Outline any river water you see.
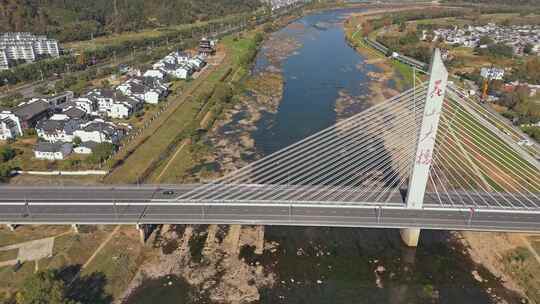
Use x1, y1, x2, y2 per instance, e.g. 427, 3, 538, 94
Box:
253, 8, 378, 154
126, 8, 523, 304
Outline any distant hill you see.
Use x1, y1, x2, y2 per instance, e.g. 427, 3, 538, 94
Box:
0, 0, 263, 42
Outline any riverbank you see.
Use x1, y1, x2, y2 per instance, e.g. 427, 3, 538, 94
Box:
194, 22, 302, 176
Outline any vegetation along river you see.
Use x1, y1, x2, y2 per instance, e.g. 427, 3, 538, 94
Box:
127, 8, 524, 304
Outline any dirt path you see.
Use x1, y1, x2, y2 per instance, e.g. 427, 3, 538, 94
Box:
154, 140, 188, 182
0, 260, 17, 267
82, 226, 121, 269
200, 111, 213, 128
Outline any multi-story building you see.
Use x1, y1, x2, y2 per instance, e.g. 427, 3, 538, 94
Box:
0, 49, 9, 70
0, 111, 23, 140
0, 32, 60, 70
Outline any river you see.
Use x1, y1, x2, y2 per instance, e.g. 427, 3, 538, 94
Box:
126, 8, 524, 304
253, 8, 378, 154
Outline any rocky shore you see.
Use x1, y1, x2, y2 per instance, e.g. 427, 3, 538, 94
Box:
198, 24, 303, 177
120, 225, 275, 304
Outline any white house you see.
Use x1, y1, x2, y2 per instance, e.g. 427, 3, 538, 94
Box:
143, 69, 166, 79
116, 77, 167, 105
84, 89, 142, 119
481, 67, 505, 80
0, 111, 23, 140
73, 141, 99, 154
34, 142, 72, 160
35, 114, 82, 143
73, 119, 124, 144
152, 51, 204, 80
68, 97, 97, 114
188, 56, 206, 71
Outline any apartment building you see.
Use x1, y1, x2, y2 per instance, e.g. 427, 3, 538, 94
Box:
0, 32, 60, 70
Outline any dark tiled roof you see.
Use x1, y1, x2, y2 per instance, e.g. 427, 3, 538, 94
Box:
35, 141, 68, 152
83, 121, 117, 136
80, 141, 99, 150
36, 119, 64, 132
63, 107, 86, 119
0, 117, 17, 128
13, 101, 49, 120
85, 88, 116, 99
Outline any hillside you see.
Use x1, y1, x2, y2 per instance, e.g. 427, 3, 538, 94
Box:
0, 0, 263, 42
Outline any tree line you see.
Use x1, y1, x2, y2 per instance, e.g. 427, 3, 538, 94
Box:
0, 0, 264, 42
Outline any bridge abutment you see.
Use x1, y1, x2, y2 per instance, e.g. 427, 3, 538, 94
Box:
72, 224, 79, 234
400, 228, 420, 247
6, 224, 16, 231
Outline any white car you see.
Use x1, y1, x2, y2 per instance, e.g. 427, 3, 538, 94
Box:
517, 139, 534, 147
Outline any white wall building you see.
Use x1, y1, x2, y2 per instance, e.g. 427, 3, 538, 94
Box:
143, 69, 166, 79
0, 111, 23, 140
34, 142, 72, 160
84, 89, 142, 119
116, 77, 168, 105
0, 49, 8, 70
0, 32, 60, 69
35, 114, 82, 143
73, 119, 123, 144
481, 67, 505, 80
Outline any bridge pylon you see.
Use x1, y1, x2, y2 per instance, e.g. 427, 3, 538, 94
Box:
402, 49, 449, 247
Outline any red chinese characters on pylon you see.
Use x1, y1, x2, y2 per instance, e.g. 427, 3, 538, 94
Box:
420, 125, 436, 143
430, 80, 444, 99
416, 149, 433, 165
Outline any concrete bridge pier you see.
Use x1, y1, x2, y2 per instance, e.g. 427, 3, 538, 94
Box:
6, 224, 16, 231
71, 224, 79, 234
400, 228, 420, 247
135, 224, 145, 244
135, 224, 156, 245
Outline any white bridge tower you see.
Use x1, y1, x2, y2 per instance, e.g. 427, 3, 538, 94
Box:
401, 49, 449, 247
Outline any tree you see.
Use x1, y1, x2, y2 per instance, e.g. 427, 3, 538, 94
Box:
524, 43, 534, 55
87, 143, 116, 164
16, 270, 78, 304
73, 137, 82, 147
0, 146, 15, 163
0, 163, 15, 182
479, 36, 494, 46
398, 22, 407, 32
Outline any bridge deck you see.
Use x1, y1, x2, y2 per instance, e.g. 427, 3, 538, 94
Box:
1, 185, 539, 232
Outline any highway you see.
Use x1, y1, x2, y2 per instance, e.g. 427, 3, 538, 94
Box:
1, 185, 539, 232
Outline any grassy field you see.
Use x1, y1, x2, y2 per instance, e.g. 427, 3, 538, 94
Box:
0, 225, 69, 247
147, 33, 260, 183
0, 250, 18, 263
81, 226, 148, 299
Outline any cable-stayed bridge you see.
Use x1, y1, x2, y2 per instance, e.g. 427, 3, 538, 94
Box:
1, 50, 539, 246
